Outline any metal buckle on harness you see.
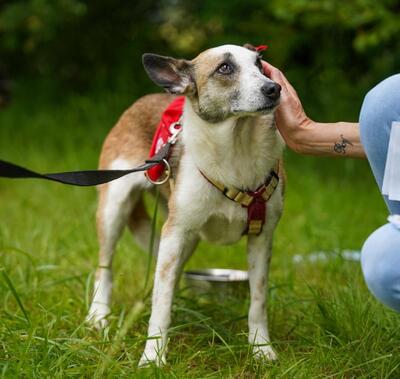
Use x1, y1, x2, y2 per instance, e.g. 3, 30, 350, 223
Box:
144, 158, 171, 185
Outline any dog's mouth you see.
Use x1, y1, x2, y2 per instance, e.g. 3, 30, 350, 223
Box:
256, 104, 276, 113
233, 101, 279, 116
257, 97, 281, 112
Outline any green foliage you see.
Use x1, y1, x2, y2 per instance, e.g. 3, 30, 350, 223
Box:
0, 0, 160, 88
0, 0, 399, 102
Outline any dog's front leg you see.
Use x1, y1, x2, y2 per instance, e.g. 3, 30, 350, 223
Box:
247, 232, 277, 361
139, 224, 189, 367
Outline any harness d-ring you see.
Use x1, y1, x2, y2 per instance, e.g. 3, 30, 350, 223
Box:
145, 159, 171, 185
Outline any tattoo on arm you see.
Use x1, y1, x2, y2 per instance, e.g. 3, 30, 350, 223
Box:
333, 134, 353, 154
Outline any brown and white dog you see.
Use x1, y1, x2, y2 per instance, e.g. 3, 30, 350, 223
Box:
86, 44, 285, 366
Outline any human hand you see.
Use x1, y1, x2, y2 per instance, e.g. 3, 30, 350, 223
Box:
262, 61, 312, 152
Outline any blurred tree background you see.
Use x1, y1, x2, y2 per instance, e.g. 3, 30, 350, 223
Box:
0, 0, 399, 120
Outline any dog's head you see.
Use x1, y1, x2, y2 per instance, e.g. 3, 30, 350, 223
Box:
143, 44, 281, 123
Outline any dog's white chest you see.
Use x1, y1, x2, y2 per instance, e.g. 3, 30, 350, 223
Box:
175, 159, 249, 244
199, 211, 246, 245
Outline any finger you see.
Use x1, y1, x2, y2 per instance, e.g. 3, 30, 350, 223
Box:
283, 81, 297, 100
283, 76, 297, 97
261, 60, 274, 76
261, 61, 281, 81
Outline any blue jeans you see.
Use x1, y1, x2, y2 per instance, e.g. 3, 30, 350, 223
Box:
359, 74, 400, 312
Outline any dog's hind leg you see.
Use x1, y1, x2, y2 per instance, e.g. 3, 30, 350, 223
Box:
87, 159, 149, 328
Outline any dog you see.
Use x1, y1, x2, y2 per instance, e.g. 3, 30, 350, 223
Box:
86, 44, 285, 366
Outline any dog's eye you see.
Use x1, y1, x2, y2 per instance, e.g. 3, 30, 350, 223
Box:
217, 63, 233, 75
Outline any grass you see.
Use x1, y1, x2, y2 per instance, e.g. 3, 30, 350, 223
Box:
0, 83, 399, 378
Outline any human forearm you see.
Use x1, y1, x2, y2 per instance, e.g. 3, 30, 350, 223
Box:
291, 120, 365, 158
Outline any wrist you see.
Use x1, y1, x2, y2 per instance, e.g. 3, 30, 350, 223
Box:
288, 117, 315, 154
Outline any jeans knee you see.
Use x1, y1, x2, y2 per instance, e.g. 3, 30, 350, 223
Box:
359, 74, 400, 149
361, 223, 400, 312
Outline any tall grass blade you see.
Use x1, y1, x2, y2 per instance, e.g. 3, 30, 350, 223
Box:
1, 268, 30, 325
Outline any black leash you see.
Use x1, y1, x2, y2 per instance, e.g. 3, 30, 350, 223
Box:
0, 143, 171, 187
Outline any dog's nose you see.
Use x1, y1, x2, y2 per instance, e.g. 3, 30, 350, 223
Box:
261, 82, 281, 100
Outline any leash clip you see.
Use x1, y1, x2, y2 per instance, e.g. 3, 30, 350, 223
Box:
168, 119, 182, 145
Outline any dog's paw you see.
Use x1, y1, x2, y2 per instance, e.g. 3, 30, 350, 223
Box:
138, 350, 166, 368
252, 344, 278, 361
86, 303, 110, 329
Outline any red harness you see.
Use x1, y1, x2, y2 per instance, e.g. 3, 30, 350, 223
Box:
146, 96, 185, 182
146, 83, 278, 236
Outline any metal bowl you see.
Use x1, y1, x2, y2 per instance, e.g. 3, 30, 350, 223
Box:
183, 268, 249, 298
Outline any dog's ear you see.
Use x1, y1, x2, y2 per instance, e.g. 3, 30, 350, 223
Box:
142, 54, 194, 95
243, 43, 256, 52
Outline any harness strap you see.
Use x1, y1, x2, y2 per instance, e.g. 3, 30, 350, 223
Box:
200, 163, 280, 235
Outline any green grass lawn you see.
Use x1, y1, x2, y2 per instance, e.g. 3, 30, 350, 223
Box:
0, 86, 399, 378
